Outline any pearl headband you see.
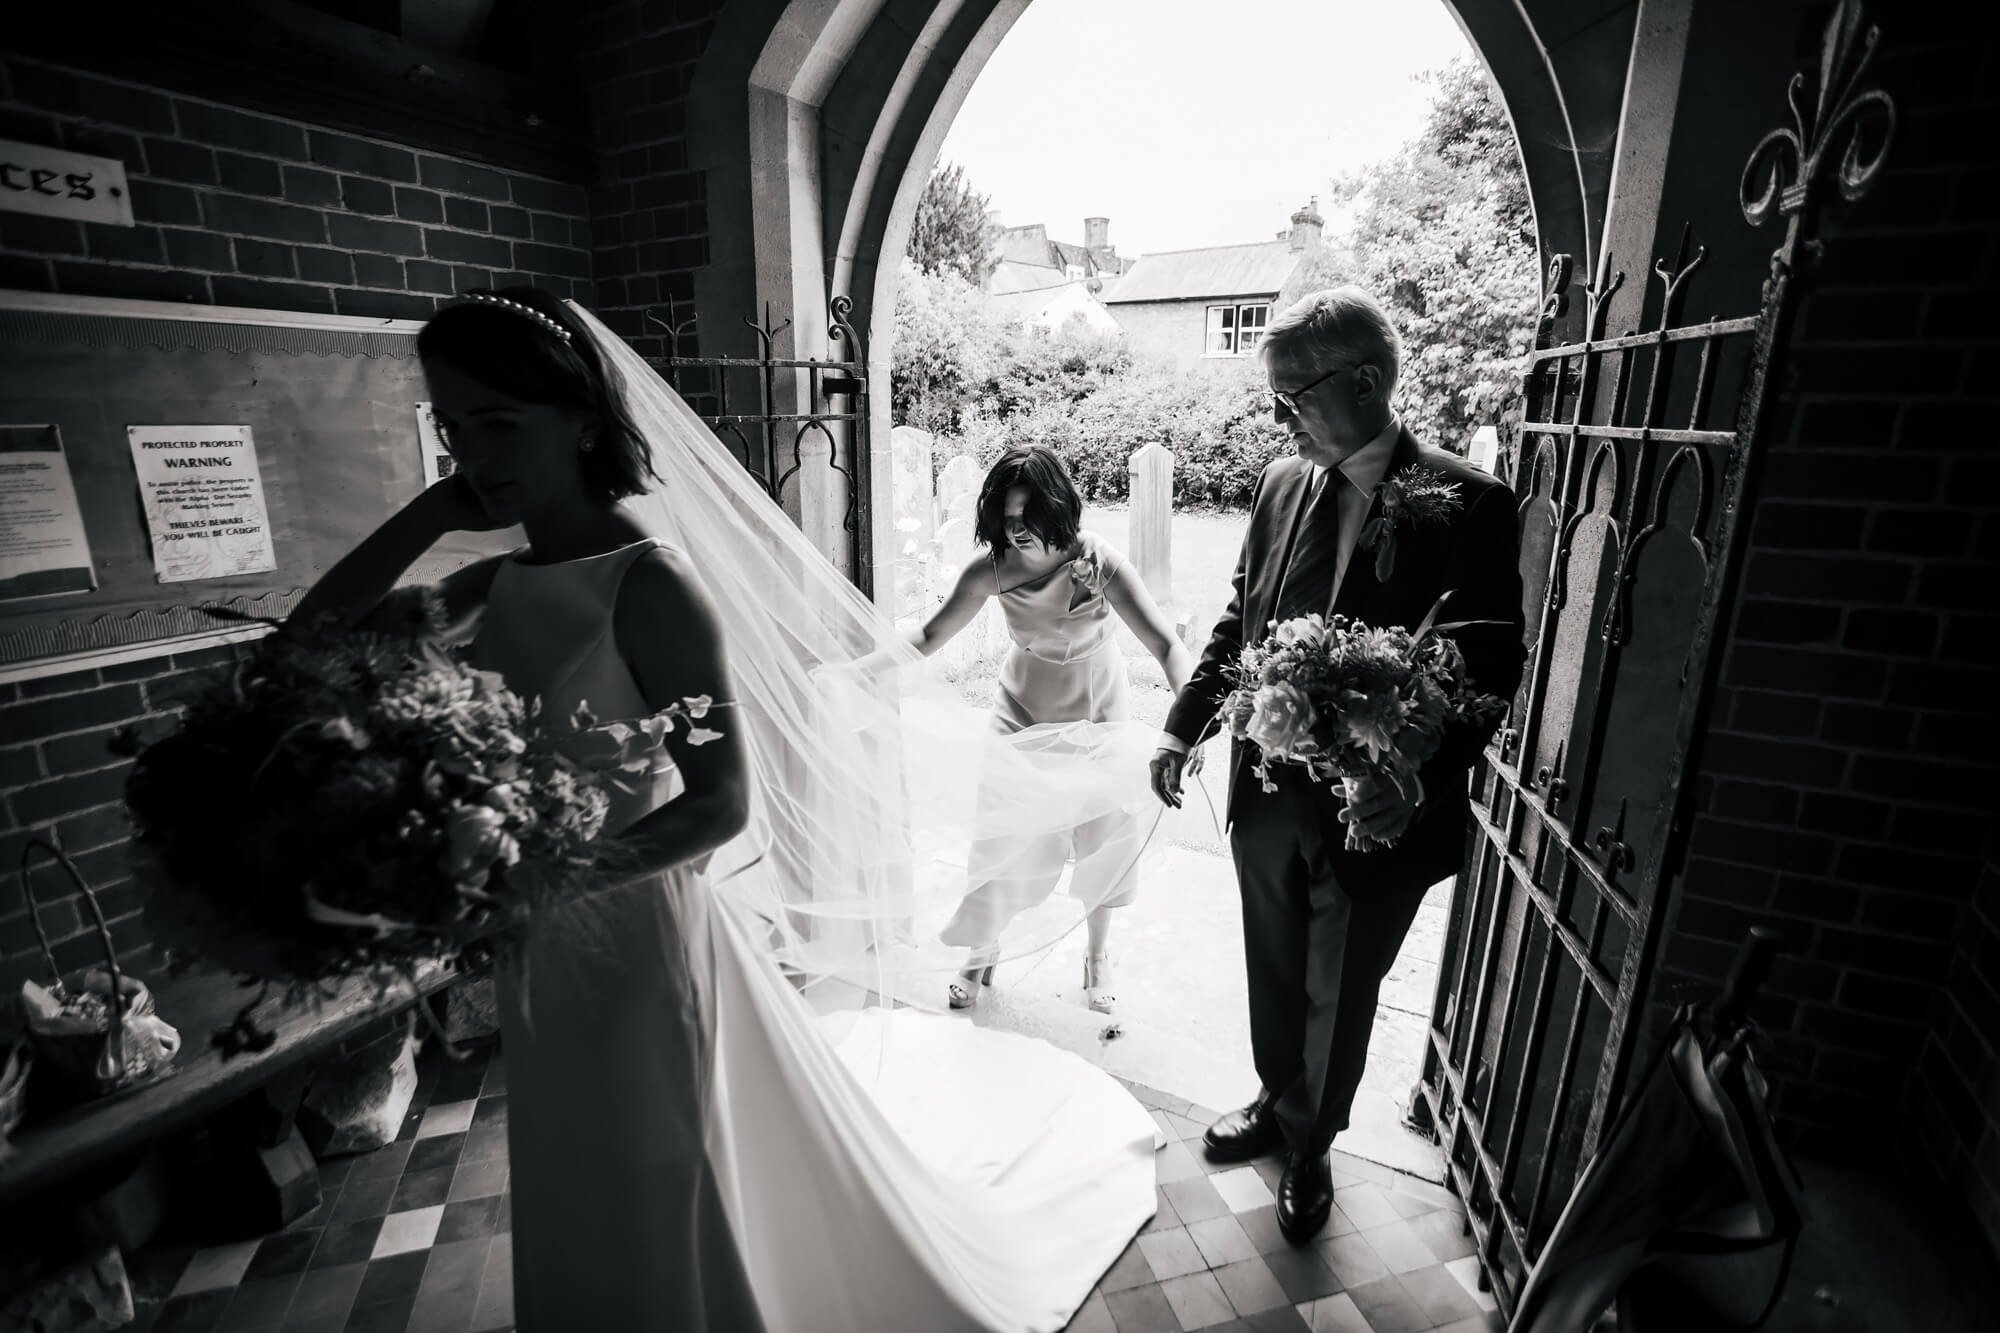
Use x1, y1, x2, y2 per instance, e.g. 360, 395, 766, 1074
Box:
455, 290, 573, 343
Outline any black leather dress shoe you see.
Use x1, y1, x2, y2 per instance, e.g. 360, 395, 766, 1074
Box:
1277, 1150, 1334, 1242
1202, 1091, 1286, 1163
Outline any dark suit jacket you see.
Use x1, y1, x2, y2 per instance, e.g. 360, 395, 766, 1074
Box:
1164, 427, 1527, 894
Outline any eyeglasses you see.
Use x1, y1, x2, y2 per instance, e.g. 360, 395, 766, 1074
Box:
1270, 363, 1359, 416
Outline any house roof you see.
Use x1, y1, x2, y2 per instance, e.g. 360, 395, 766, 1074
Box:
988, 260, 1072, 296
986, 282, 1118, 332
1050, 240, 1095, 270
986, 285, 1072, 321
1102, 240, 1301, 304
995, 224, 1130, 280
995, 229, 1058, 267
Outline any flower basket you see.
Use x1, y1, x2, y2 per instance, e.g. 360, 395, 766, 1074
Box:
16, 838, 181, 1103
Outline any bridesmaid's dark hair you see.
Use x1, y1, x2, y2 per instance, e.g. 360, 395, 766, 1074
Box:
417, 286, 658, 503
974, 447, 1083, 551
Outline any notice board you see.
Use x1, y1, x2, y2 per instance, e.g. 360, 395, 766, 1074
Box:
0, 291, 518, 669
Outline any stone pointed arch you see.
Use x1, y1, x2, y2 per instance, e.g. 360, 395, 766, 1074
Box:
687, 0, 1642, 601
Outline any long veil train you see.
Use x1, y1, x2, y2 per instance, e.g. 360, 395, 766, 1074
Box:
566, 301, 1165, 1330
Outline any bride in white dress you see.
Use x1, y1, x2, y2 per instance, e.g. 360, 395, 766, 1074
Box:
293, 288, 1164, 1331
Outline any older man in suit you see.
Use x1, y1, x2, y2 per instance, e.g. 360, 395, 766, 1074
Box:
1151, 287, 1526, 1240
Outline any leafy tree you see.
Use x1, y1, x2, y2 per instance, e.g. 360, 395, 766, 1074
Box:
889, 262, 1011, 436
891, 59, 1537, 508
1275, 236, 1359, 316
1329, 59, 1539, 454
975, 318, 1132, 421
957, 357, 1289, 508
906, 162, 1001, 283
891, 263, 1130, 445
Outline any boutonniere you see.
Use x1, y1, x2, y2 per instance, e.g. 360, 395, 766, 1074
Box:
1357, 464, 1464, 581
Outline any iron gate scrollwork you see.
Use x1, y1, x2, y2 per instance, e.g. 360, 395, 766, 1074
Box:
1415, 2, 1894, 1317
649, 296, 873, 595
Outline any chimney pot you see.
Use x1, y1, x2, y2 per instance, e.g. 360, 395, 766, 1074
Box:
1287, 198, 1325, 252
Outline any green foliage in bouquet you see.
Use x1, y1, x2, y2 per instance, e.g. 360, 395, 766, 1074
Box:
117, 593, 713, 994
1220, 608, 1510, 852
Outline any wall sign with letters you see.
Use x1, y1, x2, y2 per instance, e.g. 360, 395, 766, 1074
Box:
0, 424, 96, 602
127, 425, 277, 583
415, 402, 457, 490
0, 137, 135, 227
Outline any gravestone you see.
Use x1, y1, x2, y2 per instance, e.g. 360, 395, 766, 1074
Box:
890, 426, 936, 548
932, 453, 1004, 668
1128, 443, 1175, 606
1467, 425, 1500, 474
936, 452, 985, 546
890, 427, 937, 621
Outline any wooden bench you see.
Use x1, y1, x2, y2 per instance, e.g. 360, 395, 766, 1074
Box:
0, 965, 454, 1210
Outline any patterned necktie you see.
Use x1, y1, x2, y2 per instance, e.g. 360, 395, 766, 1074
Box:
1274, 466, 1345, 623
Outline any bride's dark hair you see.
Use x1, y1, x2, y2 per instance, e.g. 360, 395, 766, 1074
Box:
418, 286, 659, 503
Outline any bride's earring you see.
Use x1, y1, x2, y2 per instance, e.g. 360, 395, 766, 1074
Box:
578, 435, 596, 452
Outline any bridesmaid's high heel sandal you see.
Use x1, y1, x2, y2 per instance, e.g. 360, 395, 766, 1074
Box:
948, 951, 998, 1009
1084, 954, 1116, 1015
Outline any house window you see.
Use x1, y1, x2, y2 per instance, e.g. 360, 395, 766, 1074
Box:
1206, 302, 1270, 356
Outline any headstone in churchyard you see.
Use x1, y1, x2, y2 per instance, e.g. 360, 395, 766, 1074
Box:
1128, 443, 1175, 605
933, 452, 1005, 668
935, 452, 985, 586
937, 453, 984, 532
1468, 425, 1500, 474
891, 426, 937, 549
890, 427, 938, 619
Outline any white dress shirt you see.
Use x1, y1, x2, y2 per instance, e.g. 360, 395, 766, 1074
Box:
1159, 417, 1401, 758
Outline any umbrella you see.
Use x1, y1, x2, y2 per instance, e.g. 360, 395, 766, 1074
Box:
1509, 926, 1805, 1332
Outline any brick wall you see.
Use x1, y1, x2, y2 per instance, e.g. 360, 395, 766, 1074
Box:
0, 644, 249, 1013
573, 1, 719, 361
1104, 299, 1242, 375
1918, 834, 2000, 1252
0, 53, 601, 1010
0, 55, 594, 321
1654, 11, 1999, 1214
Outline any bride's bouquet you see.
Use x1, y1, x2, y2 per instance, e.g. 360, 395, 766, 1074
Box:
1219, 606, 1509, 852
118, 592, 713, 995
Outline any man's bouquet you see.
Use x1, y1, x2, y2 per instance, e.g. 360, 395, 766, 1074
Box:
118, 592, 716, 995
1219, 605, 1509, 852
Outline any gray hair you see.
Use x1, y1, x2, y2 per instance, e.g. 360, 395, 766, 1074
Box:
1263, 286, 1402, 395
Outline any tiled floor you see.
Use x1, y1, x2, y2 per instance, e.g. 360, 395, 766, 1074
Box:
122, 1040, 1499, 1333
1081, 1083, 1500, 1333
123, 1041, 513, 1333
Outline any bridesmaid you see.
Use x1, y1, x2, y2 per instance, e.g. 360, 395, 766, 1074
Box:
906, 447, 1192, 1012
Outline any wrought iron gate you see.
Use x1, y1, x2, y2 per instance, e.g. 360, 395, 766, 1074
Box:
649, 296, 873, 594
1415, 3, 1894, 1316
